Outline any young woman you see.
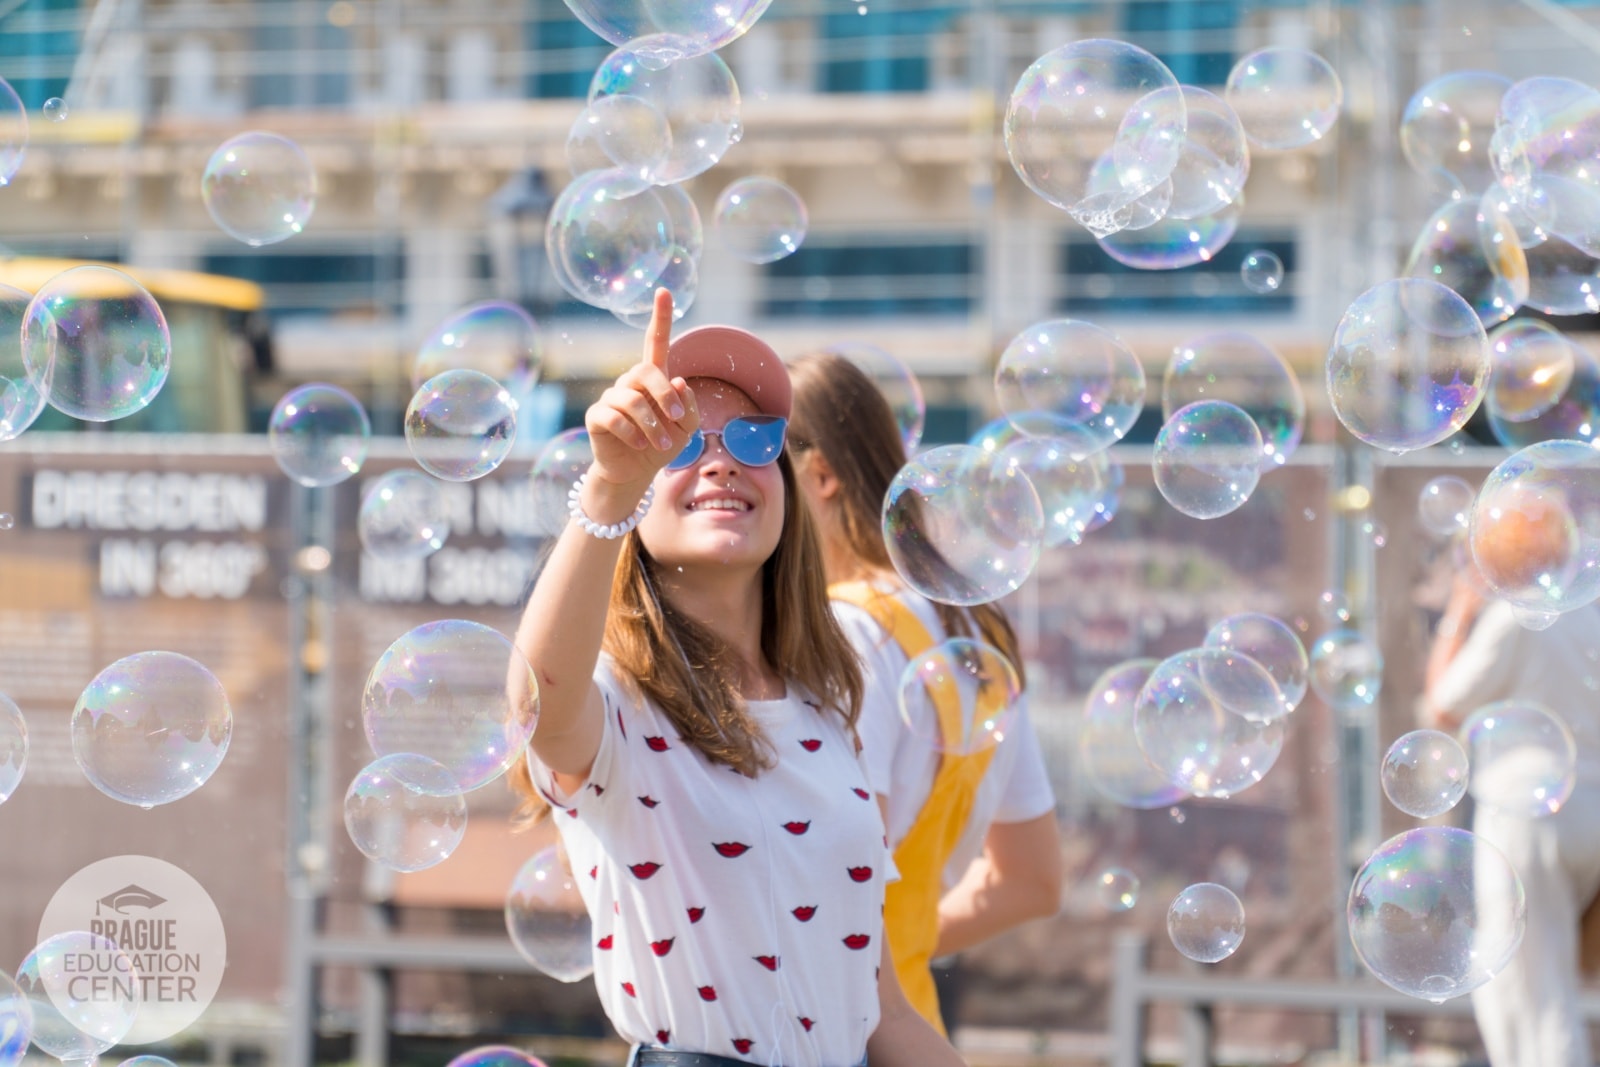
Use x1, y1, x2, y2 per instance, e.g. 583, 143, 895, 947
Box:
786, 352, 1063, 1033
509, 292, 964, 1067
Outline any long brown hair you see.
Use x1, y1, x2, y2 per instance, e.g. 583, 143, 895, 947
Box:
787, 351, 1026, 683
509, 447, 864, 824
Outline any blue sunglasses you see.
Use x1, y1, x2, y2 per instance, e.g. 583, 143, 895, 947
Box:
666, 415, 788, 471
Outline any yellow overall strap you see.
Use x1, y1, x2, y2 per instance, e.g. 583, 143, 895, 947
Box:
830, 581, 998, 1035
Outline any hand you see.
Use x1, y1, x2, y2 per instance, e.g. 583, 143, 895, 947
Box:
583, 290, 700, 507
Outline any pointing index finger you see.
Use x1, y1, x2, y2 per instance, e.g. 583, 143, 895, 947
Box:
645, 288, 674, 371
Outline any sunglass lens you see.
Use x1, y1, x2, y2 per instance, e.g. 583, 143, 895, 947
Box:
666, 432, 704, 470
724, 416, 787, 467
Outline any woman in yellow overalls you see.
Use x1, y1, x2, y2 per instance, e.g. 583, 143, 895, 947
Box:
786, 352, 1064, 1034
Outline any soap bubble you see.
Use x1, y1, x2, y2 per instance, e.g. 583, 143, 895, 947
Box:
0, 515, 11, 531
1164, 331, 1304, 470
882, 444, 1044, 607
1494, 77, 1600, 257
413, 301, 543, 395
1470, 440, 1600, 615
447, 1048, 547, 1067
1484, 319, 1576, 424
119, 1058, 179, 1067
1240, 250, 1284, 294
1167, 882, 1245, 963
1134, 649, 1285, 798
1086, 457, 1124, 533
612, 244, 698, 329
997, 426, 1112, 547
1348, 826, 1525, 1002
1224, 48, 1342, 150
1520, 231, 1600, 316
1203, 613, 1308, 715
569, 94, 672, 183
531, 428, 594, 537
0, 284, 43, 441
547, 169, 673, 311
898, 638, 1021, 755
269, 384, 370, 488
506, 846, 594, 982
1400, 71, 1511, 196
1152, 400, 1263, 520
1079, 659, 1186, 809
364, 619, 538, 792
201, 131, 316, 246
1309, 629, 1383, 712
714, 177, 807, 264
560, 0, 771, 66
1417, 476, 1474, 537
826, 342, 926, 451
1486, 332, 1600, 449
359, 470, 450, 560
1382, 730, 1470, 818
22, 265, 172, 423
1003, 39, 1186, 232
589, 44, 741, 185
1325, 279, 1489, 454
653, 182, 705, 260
41, 97, 67, 123
1318, 590, 1353, 625
1097, 193, 1243, 270
1461, 700, 1577, 818
0, 78, 26, 185
405, 369, 518, 482
1404, 196, 1528, 327
0, 969, 28, 1067
0, 693, 26, 805
1097, 868, 1140, 912
994, 319, 1145, 451
1083, 150, 1172, 231
72, 652, 232, 808
16, 931, 139, 1061
1165, 87, 1250, 221
344, 753, 467, 872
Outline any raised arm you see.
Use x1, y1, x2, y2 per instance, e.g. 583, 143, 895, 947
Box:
512, 291, 698, 790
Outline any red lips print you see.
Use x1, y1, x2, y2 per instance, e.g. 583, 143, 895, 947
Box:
656, 1030, 670, 1045
782, 821, 810, 835
639, 795, 659, 808
688, 906, 706, 923
799, 738, 822, 752
588, 866, 597, 879
852, 787, 871, 800
732, 1039, 754, 1054
621, 982, 636, 997
589, 783, 605, 795
847, 866, 873, 882
713, 842, 751, 858
644, 736, 670, 752
843, 934, 871, 950
651, 938, 675, 957
791, 905, 817, 922
698, 985, 717, 1001
754, 955, 779, 971
563, 808, 578, 818
616, 706, 627, 739
798, 1017, 815, 1032
630, 861, 663, 879
596, 934, 613, 950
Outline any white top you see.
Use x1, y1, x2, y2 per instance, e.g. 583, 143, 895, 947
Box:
832, 585, 1057, 887
527, 656, 892, 1066
1430, 600, 1600, 786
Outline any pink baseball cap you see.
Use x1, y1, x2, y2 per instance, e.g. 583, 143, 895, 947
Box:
667, 325, 792, 419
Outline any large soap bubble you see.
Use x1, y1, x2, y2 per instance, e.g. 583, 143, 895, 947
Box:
1487, 333, 1600, 449
567, 94, 673, 185
1382, 729, 1470, 818
827, 342, 926, 451
714, 177, 807, 264
1097, 193, 1243, 270
359, 469, 451, 560
1134, 649, 1285, 798
1325, 279, 1489, 453
1470, 440, 1600, 615
201, 131, 316, 246
898, 638, 1021, 755
72, 651, 232, 808
0, 693, 23, 804
995, 319, 1145, 450
269, 383, 370, 488
344, 753, 467, 872
22, 266, 171, 423
1079, 659, 1186, 809
506, 846, 593, 983
531, 428, 594, 537
1224, 48, 1342, 150
1417, 475, 1474, 537
1004, 39, 1186, 234
1348, 826, 1525, 1002
1165, 87, 1250, 221
882, 445, 1044, 607
1153, 400, 1263, 520
0, 968, 28, 1067
1203, 613, 1308, 716
547, 169, 674, 311
1168, 882, 1245, 963
612, 244, 698, 329
1484, 318, 1576, 425
1164, 331, 1303, 470
413, 301, 543, 395
1494, 77, 1600, 258
590, 45, 741, 186
1461, 700, 1577, 818
0, 285, 43, 442
996, 426, 1111, 547
0, 77, 26, 186
1400, 71, 1510, 196
1309, 629, 1383, 713
1404, 196, 1528, 327
17, 931, 139, 1061
405, 369, 518, 482
1097, 867, 1140, 912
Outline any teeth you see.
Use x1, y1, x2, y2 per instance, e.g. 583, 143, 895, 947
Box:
690, 498, 749, 512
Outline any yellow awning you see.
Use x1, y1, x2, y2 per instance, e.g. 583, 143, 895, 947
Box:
0, 257, 264, 312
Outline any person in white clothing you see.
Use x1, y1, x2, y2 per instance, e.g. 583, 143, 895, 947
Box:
508, 291, 963, 1067
785, 351, 1062, 1032
1425, 512, 1600, 1067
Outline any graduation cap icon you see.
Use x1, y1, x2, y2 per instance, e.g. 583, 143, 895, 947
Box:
95, 884, 167, 914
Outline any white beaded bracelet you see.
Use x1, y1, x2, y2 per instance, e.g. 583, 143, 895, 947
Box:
568, 473, 654, 540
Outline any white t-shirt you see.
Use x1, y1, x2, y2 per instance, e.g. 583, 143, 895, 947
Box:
527, 656, 891, 1066
1429, 600, 1600, 786
832, 586, 1057, 888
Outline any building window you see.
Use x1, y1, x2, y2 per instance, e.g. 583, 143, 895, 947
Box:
203, 246, 406, 318
1122, 0, 1237, 86
526, 0, 609, 100
0, 0, 76, 108
249, 0, 352, 109
1058, 231, 1295, 316
817, 2, 956, 94
762, 239, 975, 318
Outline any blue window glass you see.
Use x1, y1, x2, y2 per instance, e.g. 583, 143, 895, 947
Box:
762, 240, 974, 317
526, 0, 609, 99
1122, 0, 1238, 86
203, 246, 407, 317
0, 0, 76, 108
818, 1, 955, 94
1058, 231, 1295, 316
248, 0, 351, 108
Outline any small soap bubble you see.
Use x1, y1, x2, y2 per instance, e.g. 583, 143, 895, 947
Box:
41, 97, 66, 123
1134, 649, 1285, 799
1167, 882, 1246, 963
1164, 331, 1304, 470
1348, 827, 1525, 1002
1309, 629, 1383, 712
1204, 613, 1308, 715
1224, 48, 1342, 150
17, 931, 138, 1061
714, 177, 808, 264
269, 383, 370, 488
1484, 319, 1577, 425
1318, 590, 1352, 624
1461, 700, 1577, 817
201, 131, 316, 246
1097, 867, 1140, 912
506, 846, 594, 982
995, 319, 1145, 451
1169, 805, 1187, 824
1240, 250, 1284, 293
0, 514, 12, 531
1418, 476, 1474, 537
547, 169, 672, 311
344, 753, 467, 872
72, 652, 232, 808
1152, 400, 1263, 520
413, 301, 543, 395
1364, 519, 1388, 548
1382, 730, 1470, 818
1469, 440, 1600, 615
22, 266, 172, 423
588, 44, 742, 185
1079, 660, 1187, 809
997, 428, 1111, 548
363, 619, 538, 792
0, 693, 25, 805
405, 369, 518, 482
898, 638, 1021, 755
531, 428, 594, 537
359, 470, 450, 560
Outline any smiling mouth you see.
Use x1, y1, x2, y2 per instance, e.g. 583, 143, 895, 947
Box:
687, 498, 752, 513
